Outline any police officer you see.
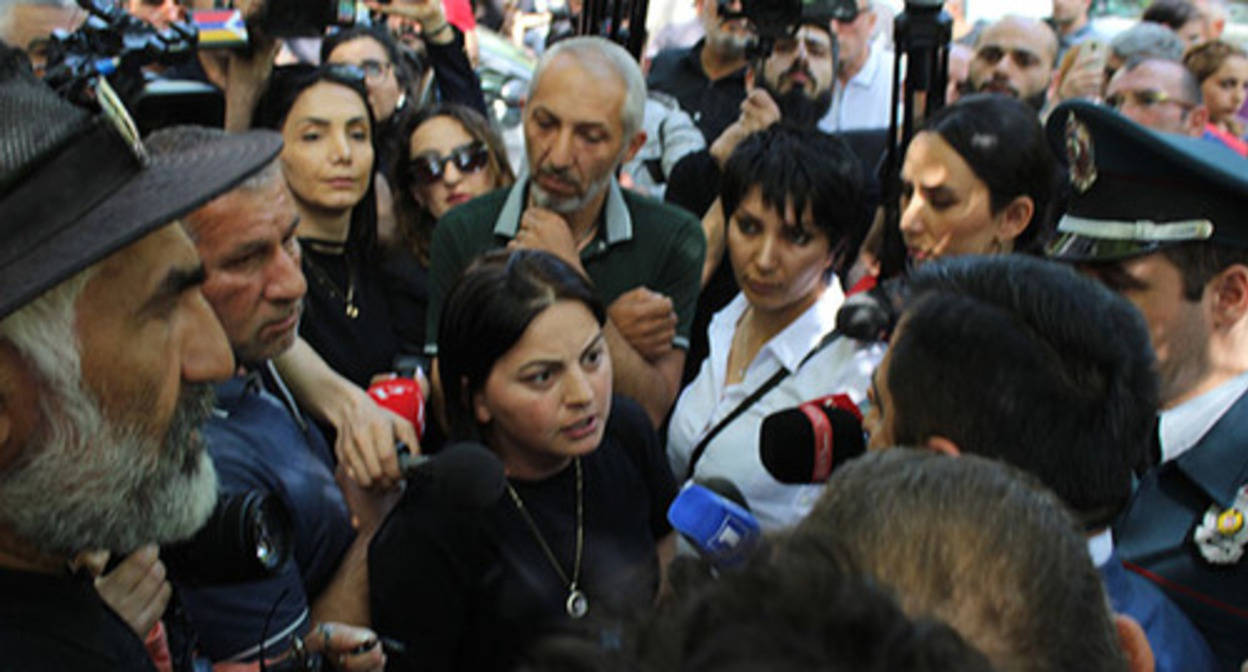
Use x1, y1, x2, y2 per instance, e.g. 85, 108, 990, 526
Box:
1047, 99, 1248, 670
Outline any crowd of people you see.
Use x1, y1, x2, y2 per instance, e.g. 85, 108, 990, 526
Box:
1, 0, 1247, 670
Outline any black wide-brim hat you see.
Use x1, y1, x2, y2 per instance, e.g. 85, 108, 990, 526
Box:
0, 50, 282, 320
1044, 99, 1248, 263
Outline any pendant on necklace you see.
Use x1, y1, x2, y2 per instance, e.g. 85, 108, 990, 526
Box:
345, 304, 359, 319
566, 587, 589, 619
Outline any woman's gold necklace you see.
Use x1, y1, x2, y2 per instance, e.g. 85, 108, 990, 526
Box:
302, 241, 359, 319
505, 458, 588, 619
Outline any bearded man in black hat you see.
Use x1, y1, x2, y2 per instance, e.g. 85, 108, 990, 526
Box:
1047, 99, 1248, 670
0, 45, 377, 669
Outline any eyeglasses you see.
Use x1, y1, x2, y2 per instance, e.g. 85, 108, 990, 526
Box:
353, 59, 392, 82
408, 142, 490, 184
1106, 89, 1195, 111
321, 63, 368, 85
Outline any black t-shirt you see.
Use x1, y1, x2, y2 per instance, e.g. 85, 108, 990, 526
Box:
647, 41, 748, 144
369, 397, 677, 672
0, 566, 157, 671
299, 245, 404, 387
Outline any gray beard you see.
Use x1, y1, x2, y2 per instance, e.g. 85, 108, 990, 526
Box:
0, 378, 219, 556
530, 168, 614, 215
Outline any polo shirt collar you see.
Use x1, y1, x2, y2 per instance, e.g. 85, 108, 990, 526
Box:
493, 177, 635, 247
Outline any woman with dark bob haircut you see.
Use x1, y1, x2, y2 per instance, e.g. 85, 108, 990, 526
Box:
369, 249, 678, 672
898, 93, 1059, 267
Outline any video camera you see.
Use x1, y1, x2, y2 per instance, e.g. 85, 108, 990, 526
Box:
718, 0, 858, 58
163, 490, 294, 586
41, 0, 359, 131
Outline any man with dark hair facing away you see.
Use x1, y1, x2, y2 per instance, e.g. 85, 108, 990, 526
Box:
795, 449, 1155, 672
865, 253, 1216, 672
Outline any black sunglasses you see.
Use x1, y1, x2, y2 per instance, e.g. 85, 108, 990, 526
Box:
408, 142, 490, 184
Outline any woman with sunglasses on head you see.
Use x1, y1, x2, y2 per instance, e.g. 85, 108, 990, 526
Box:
370, 249, 678, 672
383, 103, 515, 352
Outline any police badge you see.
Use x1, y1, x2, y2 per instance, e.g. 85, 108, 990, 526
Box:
1064, 114, 1097, 194
1193, 486, 1248, 565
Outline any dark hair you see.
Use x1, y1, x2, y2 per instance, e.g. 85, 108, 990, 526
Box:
720, 124, 867, 275
1163, 241, 1248, 301
625, 530, 994, 672
1142, 0, 1203, 31
252, 64, 380, 262
321, 25, 411, 89
393, 103, 516, 266
438, 250, 606, 442
918, 94, 1060, 253
797, 449, 1129, 672
886, 255, 1158, 529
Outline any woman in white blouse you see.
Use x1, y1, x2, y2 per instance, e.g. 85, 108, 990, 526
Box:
667, 125, 884, 530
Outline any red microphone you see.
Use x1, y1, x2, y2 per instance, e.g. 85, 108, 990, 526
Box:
759, 394, 865, 484
367, 373, 426, 441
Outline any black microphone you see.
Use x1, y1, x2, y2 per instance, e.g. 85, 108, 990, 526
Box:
398, 442, 506, 509
759, 394, 867, 484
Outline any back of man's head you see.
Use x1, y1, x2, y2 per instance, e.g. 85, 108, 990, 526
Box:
1110, 22, 1186, 64
625, 525, 994, 671
887, 255, 1158, 528
796, 449, 1130, 672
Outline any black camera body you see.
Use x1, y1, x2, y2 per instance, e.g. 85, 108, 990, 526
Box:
250, 0, 357, 38
719, 0, 858, 57
163, 490, 293, 586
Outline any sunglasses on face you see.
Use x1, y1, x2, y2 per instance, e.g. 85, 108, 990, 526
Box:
1106, 88, 1195, 111
409, 142, 490, 185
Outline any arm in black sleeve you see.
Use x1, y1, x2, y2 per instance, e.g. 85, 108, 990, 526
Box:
369, 489, 488, 672
427, 27, 488, 117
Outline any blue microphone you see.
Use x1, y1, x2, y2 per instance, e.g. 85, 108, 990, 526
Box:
667, 478, 762, 570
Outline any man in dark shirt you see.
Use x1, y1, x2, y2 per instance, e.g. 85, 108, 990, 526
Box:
647, 0, 752, 142
153, 126, 393, 668
0, 43, 276, 669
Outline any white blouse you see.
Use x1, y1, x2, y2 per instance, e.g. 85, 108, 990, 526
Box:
667, 281, 884, 530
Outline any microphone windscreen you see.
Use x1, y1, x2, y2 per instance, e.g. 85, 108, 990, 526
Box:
667, 483, 761, 570
759, 396, 866, 484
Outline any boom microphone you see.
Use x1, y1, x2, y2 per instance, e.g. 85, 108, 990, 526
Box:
759, 394, 867, 484
398, 442, 507, 509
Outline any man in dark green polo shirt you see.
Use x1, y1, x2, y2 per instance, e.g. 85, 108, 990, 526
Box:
426, 36, 706, 428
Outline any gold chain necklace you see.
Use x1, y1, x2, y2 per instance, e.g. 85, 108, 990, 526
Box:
505, 458, 587, 619
302, 251, 359, 319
